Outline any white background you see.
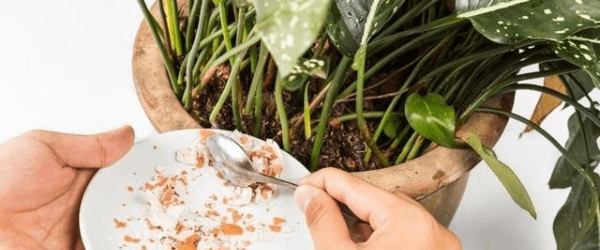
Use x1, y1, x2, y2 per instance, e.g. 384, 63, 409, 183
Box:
0, 1, 586, 249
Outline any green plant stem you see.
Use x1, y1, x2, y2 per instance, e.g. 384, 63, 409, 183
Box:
406, 135, 425, 161
235, 7, 246, 46
395, 132, 418, 164
204, 35, 261, 74
253, 72, 265, 137
192, 26, 237, 83
275, 76, 291, 152
183, 0, 211, 109
389, 126, 411, 151
178, 55, 190, 98
475, 107, 600, 241
417, 42, 536, 88
356, 45, 392, 167
209, 51, 247, 123
496, 84, 600, 128
452, 56, 499, 105
368, 15, 466, 54
334, 112, 403, 124
307, 112, 404, 134
461, 65, 580, 123
244, 43, 269, 113
303, 83, 312, 140
192, 40, 228, 94
364, 29, 456, 162
231, 77, 243, 130
157, 0, 175, 59
165, 0, 184, 56
218, 1, 234, 64
314, 34, 328, 58
137, 0, 179, 96
310, 57, 352, 171
185, 0, 202, 51
455, 51, 554, 111
229, 8, 249, 132
377, 0, 440, 38
338, 28, 447, 98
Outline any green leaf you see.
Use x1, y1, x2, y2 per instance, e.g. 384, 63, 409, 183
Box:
550, 110, 600, 189
253, 0, 330, 76
325, 0, 405, 57
456, 0, 600, 44
283, 58, 329, 91
405, 93, 457, 148
552, 28, 600, 88
465, 133, 537, 219
383, 115, 401, 138
540, 61, 596, 104
554, 174, 600, 250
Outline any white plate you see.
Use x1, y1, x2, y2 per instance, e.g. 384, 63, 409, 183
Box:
80, 129, 313, 250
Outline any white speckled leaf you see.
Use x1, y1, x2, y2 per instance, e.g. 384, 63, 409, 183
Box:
552, 28, 600, 88
253, 0, 330, 76
283, 58, 329, 91
456, 0, 600, 43
326, 0, 405, 57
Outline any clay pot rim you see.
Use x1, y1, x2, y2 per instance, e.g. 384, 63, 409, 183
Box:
131, 0, 514, 201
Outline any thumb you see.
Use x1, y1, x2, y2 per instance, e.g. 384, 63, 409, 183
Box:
26, 126, 135, 169
294, 185, 356, 250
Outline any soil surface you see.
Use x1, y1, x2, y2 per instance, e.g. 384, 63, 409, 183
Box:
189, 60, 399, 171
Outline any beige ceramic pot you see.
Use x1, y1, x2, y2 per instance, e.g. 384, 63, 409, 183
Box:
132, 0, 514, 227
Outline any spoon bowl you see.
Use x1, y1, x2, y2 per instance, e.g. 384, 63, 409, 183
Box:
205, 133, 298, 189
204, 133, 362, 223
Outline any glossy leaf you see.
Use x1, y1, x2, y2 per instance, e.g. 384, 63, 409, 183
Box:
551, 28, 600, 88
383, 115, 402, 138
553, 174, 600, 250
253, 0, 330, 76
405, 93, 457, 148
456, 0, 600, 44
283, 58, 329, 91
549, 110, 600, 189
465, 133, 537, 219
326, 0, 405, 57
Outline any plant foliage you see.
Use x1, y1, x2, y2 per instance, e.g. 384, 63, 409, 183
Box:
136, 0, 600, 247
465, 132, 537, 218
252, 0, 330, 76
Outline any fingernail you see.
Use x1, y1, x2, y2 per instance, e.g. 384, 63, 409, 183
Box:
294, 185, 316, 213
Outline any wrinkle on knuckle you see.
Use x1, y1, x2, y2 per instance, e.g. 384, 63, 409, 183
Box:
304, 198, 329, 230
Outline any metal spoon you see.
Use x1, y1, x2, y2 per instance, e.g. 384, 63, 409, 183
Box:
205, 133, 362, 222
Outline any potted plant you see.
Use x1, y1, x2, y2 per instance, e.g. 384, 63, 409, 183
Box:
133, 0, 600, 247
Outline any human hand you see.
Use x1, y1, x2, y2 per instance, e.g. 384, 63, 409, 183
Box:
0, 126, 134, 250
294, 168, 462, 250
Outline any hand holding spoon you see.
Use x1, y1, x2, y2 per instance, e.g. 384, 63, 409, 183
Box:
205, 133, 362, 223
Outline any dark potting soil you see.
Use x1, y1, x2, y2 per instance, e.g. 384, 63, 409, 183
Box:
190, 64, 391, 172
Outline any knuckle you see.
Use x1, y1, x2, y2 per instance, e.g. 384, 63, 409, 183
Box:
23, 129, 45, 138
304, 198, 329, 230
93, 134, 108, 167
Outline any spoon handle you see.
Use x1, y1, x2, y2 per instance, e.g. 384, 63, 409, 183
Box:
257, 174, 364, 223
257, 173, 299, 189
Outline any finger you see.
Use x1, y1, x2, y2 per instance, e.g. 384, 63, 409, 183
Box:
25, 126, 135, 169
294, 185, 356, 250
299, 168, 419, 230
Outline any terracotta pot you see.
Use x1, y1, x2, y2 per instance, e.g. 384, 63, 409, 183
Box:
132, 0, 514, 227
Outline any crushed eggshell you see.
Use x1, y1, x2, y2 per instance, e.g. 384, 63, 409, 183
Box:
114, 130, 293, 250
